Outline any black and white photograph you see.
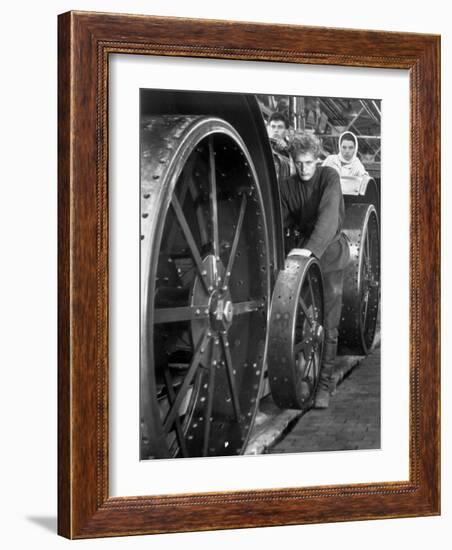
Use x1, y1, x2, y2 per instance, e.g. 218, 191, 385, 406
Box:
140, 90, 381, 460
0, 0, 446, 545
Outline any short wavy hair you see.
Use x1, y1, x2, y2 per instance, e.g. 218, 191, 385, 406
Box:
268, 111, 289, 128
288, 132, 321, 159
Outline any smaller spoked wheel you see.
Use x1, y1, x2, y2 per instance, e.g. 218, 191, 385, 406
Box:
342, 176, 380, 216
339, 203, 380, 355
267, 256, 324, 410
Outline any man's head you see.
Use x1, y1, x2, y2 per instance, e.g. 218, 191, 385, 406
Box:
267, 112, 289, 140
289, 132, 321, 181
339, 132, 357, 161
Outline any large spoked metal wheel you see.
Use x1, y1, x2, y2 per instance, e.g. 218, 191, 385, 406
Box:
140, 115, 271, 459
267, 256, 324, 410
339, 204, 380, 355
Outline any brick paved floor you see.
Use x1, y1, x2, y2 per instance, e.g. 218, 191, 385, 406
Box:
269, 347, 380, 453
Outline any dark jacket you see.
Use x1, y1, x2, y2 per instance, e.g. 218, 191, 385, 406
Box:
280, 166, 350, 273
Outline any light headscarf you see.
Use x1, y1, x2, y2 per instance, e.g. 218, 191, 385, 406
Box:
338, 131, 359, 165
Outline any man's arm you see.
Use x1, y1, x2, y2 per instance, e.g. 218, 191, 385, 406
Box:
304, 169, 342, 259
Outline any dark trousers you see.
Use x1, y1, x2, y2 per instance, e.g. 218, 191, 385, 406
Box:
321, 269, 344, 376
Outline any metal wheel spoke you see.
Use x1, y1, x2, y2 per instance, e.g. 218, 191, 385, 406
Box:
364, 293, 373, 328
361, 293, 370, 325
171, 194, 209, 293
224, 194, 247, 288
364, 227, 370, 261
163, 330, 210, 432
294, 338, 310, 356
154, 305, 209, 324
208, 136, 220, 261
188, 179, 209, 248
303, 372, 314, 393
220, 332, 242, 422
162, 368, 188, 458
312, 351, 319, 380
166, 175, 191, 251
233, 299, 264, 316
307, 272, 316, 310
304, 354, 315, 379
298, 296, 314, 326
369, 234, 378, 279
202, 344, 217, 457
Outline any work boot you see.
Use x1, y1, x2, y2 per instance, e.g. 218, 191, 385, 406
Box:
314, 339, 336, 409
314, 370, 331, 409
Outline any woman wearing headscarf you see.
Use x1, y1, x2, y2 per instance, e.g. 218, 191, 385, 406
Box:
323, 131, 368, 178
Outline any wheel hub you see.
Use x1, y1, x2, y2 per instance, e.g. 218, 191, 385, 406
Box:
191, 255, 234, 362
209, 290, 234, 331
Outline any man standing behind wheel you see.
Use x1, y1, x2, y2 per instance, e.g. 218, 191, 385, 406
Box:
280, 133, 350, 408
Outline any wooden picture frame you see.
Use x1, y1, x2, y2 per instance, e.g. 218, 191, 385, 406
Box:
58, 10, 440, 539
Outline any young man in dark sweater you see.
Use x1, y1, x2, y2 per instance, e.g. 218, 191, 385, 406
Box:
280, 133, 350, 408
